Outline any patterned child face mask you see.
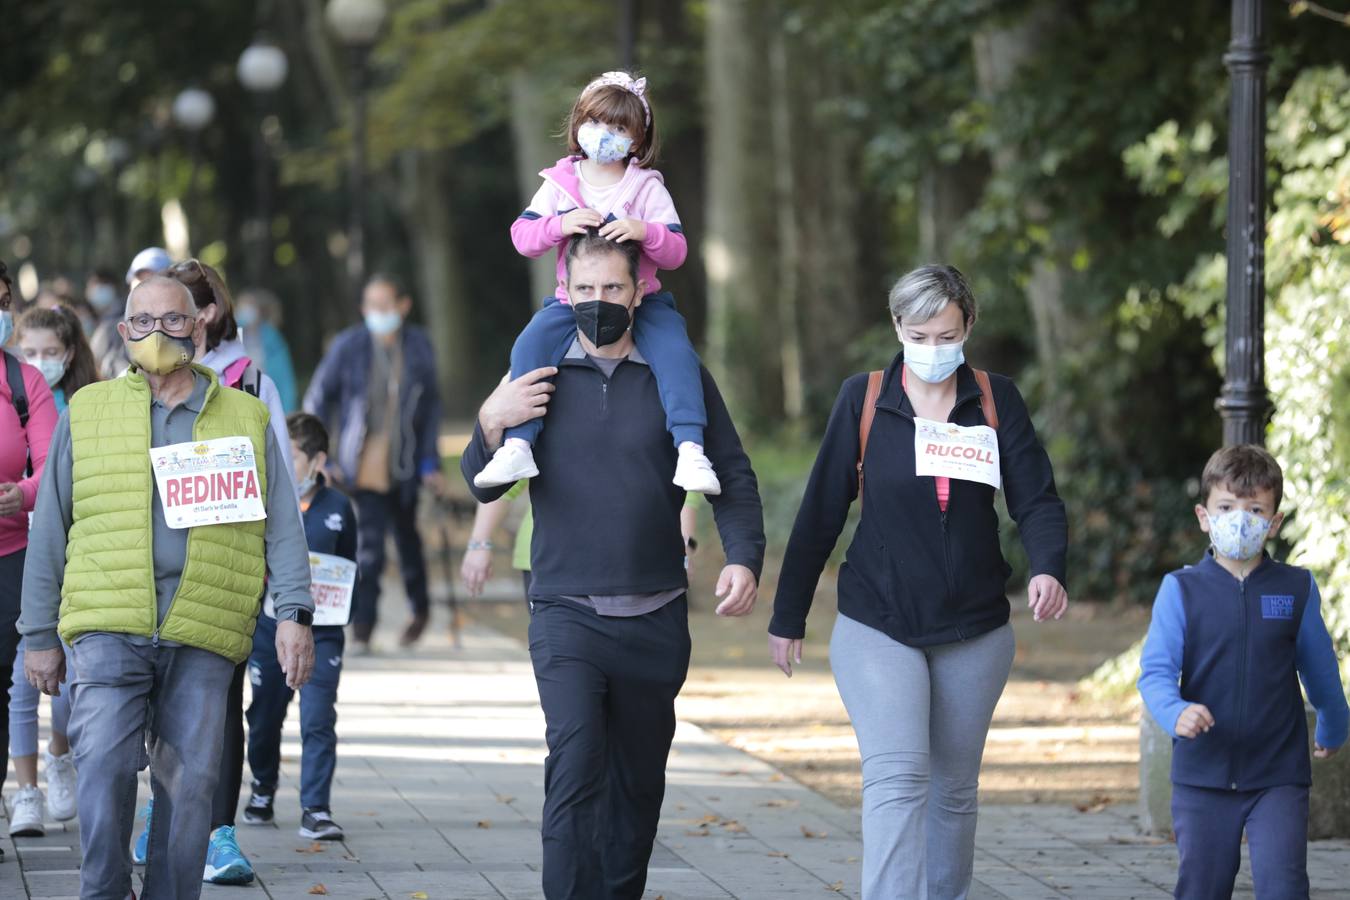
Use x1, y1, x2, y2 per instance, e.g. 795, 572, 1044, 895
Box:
1205, 508, 1271, 561
577, 121, 633, 164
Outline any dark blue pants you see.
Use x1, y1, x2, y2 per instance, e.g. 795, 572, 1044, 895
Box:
506, 293, 707, 448
1171, 782, 1310, 899
352, 487, 429, 633
245, 615, 345, 810
528, 596, 691, 900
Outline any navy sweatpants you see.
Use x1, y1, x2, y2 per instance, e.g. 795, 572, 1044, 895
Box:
506, 293, 707, 448
527, 595, 691, 900
246, 614, 345, 810
1171, 782, 1310, 899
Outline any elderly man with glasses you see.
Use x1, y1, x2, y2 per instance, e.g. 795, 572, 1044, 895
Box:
18, 275, 315, 900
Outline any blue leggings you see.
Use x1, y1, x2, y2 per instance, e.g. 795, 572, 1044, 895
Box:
506, 292, 706, 448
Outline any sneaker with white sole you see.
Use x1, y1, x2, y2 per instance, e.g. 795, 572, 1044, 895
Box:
8, 785, 45, 837
241, 786, 274, 825
299, 807, 344, 841
44, 750, 77, 821
203, 825, 255, 884
473, 439, 538, 488
673, 443, 721, 495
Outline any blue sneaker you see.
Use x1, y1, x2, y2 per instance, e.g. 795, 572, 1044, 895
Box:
203, 825, 255, 885
131, 799, 151, 865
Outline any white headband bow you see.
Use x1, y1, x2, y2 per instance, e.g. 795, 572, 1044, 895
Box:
581, 71, 651, 128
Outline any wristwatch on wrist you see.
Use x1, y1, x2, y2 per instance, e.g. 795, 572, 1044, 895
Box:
467, 539, 494, 551
279, 608, 314, 627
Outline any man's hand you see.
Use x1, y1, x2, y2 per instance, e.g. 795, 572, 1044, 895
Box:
599, 217, 647, 244
0, 483, 23, 517
461, 548, 493, 597
768, 635, 803, 678
479, 368, 557, 451
25, 646, 66, 696
714, 564, 757, 617
276, 619, 315, 690
422, 469, 449, 499
1174, 703, 1215, 739
1315, 743, 1341, 760
1027, 574, 1068, 622
561, 208, 605, 236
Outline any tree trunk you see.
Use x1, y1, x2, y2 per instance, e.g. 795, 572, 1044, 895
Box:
509, 72, 564, 305
703, 0, 782, 424
397, 149, 473, 418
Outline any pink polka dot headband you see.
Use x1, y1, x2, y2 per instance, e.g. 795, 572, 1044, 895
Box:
581, 71, 650, 128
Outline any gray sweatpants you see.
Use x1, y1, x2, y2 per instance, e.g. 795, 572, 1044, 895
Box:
830, 613, 1015, 900
67, 633, 235, 900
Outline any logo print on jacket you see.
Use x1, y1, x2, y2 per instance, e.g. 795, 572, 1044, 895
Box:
1261, 595, 1294, 620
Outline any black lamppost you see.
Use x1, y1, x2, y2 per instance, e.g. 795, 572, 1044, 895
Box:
1216, 0, 1270, 447
237, 37, 289, 287
326, 0, 386, 306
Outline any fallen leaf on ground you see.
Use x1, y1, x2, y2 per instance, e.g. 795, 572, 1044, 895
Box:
801, 826, 827, 839
768, 773, 784, 782
768, 851, 789, 858
296, 842, 326, 854
759, 799, 798, 808
719, 769, 748, 776
308, 886, 328, 896
497, 795, 515, 804
722, 820, 747, 833
685, 828, 710, 837
476, 820, 492, 829
411, 893, 429, 899
700, 813, 720, 824
1074, 793, 1113, 814
827, 882, 844, 892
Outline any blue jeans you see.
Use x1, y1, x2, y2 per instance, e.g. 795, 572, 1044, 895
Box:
66, 633, 235, 900
506, 293, 707, 448
9, 637, 73, 757
1172, 782, 1309, 899
351, 487, 429, 635
246, 614, 345, 809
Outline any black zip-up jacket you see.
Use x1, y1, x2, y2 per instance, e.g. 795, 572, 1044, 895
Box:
769, 353, 1067, 647
461, 354, 765, 596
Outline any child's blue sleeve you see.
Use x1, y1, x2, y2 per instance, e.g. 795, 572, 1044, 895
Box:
1296, 573, 1349, 749
1137, 574, 1191, 739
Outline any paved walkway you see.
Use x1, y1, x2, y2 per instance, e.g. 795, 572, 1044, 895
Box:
5, 619, 1349, 898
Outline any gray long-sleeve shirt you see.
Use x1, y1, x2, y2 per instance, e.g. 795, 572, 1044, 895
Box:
19, 371, 313, 652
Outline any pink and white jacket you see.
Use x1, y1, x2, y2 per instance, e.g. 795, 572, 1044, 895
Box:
510, 156, 687, 302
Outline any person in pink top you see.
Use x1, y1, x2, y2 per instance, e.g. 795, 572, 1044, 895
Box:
474, 70, 722, 496
0, 259, 58, 859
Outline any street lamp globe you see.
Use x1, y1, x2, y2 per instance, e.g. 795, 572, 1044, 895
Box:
172, 87, 216, 132
237, 40, 289, 93
326, 0, 387, 47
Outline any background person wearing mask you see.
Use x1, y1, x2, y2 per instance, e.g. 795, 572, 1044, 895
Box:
19, 275, 315, 898
235, 288, 298, 413
6, 303, 98, 837
79, 269, 121, 337
304, 274, 445, 654
0, 259, 59, 864
90, 246, 172, 379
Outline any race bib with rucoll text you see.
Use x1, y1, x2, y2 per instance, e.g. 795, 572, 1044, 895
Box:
150, 436, 267, 529
264, 552, 356, 626
913, 417, 1001, 489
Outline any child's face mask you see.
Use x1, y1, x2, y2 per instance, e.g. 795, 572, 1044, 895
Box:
1203, 508, 1272, 562
578, 121, 633, 164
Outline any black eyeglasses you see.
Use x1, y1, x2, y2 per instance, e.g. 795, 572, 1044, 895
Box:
126, 312, 195, 336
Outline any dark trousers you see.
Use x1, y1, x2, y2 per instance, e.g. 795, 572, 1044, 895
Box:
0, 548, 25, 783
1172, 782, 1310, 899
527, 596, 691, 900
506, 294, 707, 448
209, 659, 247, 830
246, 615, 345, 810
352, 487, 429, 634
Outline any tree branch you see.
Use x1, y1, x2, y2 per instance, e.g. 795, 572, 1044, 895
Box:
1287, 1, 1350, 26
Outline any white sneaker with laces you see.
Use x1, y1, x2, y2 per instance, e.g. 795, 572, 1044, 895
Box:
673, 443, 721, 495
45, 750, 78, 821
473, 439, 539, 488
8, 785, 46, 837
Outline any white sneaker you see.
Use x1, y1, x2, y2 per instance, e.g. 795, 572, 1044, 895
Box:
8, 785, 45, 837
473, 440, 539, 488
45, 750, 78, 821
673, 443, 721, 495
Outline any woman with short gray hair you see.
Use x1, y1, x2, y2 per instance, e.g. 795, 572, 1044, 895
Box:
769, 264, 1069, 898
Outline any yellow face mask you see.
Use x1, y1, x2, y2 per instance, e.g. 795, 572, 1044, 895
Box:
127, 331, 195, 375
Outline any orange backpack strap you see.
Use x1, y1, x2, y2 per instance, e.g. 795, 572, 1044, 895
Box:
973, 369, 999, 430
856, 370, 884, 505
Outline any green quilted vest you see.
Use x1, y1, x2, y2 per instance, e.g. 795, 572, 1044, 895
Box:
60, 364, 271, 662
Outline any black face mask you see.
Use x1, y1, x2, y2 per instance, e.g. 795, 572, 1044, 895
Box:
573, 299, 633, 347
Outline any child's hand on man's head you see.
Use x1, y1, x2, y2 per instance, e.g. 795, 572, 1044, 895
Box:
1175, 703, 1216, 739
562, 208, 605, 235
599, 218, 647, 244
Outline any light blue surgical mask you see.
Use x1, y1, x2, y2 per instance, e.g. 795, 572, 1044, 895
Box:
89, 283, 119, 312
903, 340, 965, 384
0, 311, 12, 348
364, 311, 402, 337
1206, 508, 1272, 562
